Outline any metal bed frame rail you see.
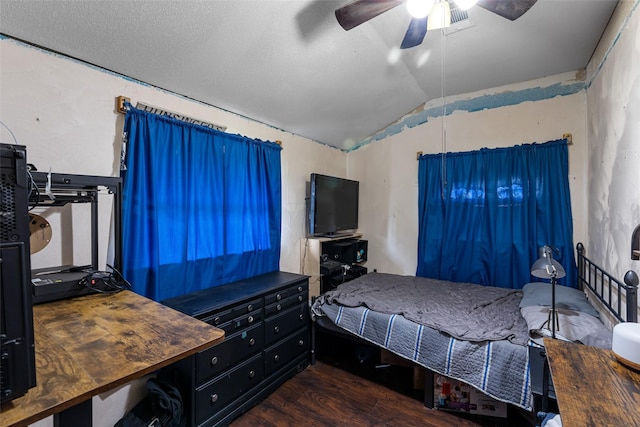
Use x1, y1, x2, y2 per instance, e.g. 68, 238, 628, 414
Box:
576, 242, 638, 322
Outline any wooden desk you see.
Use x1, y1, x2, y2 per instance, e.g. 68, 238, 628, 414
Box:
0, 290, 224, 427
544, 338, 640, 427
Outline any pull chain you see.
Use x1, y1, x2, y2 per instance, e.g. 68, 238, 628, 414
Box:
440, 27, 447, 200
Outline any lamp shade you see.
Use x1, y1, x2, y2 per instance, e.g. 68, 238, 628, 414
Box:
454, 0, 479, 10
427, 1, 451, 30
407, 0, 435, 18
531, 246, 566, 279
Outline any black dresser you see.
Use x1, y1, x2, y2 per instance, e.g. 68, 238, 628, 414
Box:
161, 271, 310, 427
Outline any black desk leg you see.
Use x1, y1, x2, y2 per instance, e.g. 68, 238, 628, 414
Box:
423, 369, 434, 408
54, 399, 92, 427
310, 297, 316, 366
541, 354, 550, 413
311, 317, 316, 365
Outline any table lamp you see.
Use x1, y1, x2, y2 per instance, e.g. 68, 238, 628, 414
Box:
531, 245, 566, 338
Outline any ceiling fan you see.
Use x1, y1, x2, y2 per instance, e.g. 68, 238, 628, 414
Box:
335, 0, 537, 49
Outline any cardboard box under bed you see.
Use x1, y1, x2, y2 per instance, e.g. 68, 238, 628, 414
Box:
433, 374, 508, 418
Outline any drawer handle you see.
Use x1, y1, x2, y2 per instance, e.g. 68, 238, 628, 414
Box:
247, 304, 253, 312
297, 286, 303, 292
248, 315, 254, 323
214, 317, 221, 325
299, 314, 304, 321
249, 338, 256, 346
210, 356, 218, 365
276, 304, 282, 311
211, 394, 218, 403
298, 340, 304, 346
274, 354, 280, 362
274, 326, 280, 333
276, 294, 282, 301
249, 370, 255, 379
297, 295, 303, 302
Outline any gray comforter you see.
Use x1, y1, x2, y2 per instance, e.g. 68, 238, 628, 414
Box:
317, 272, 529, 345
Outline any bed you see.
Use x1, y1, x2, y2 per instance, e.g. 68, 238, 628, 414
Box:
310, 243, 638, 413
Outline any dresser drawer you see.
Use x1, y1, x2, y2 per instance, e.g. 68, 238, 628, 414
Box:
196, 322, 263, 384
264, 328, 309, 376
265, 291, 307, 316
264, 302, 309, 346
195, 353, 264, 425
217, 309, 263, 335
264, 281, 308, 306
199, 297, 262, 327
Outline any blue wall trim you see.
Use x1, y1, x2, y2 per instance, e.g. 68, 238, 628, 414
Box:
349, 81, 586, 152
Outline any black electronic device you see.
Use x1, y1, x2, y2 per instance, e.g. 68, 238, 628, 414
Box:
320, 265, 368, 294
320, 259, 342, 276
350, 264, 368, 278
31, 265, 95, 303
322, 239, 368, 265
27, 171, 123, 304
0, 143, 37, 403
308, 173, 359, 236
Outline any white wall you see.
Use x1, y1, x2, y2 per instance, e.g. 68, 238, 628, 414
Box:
585, 1, 640, 316
0, 38, 346, 276
348, 75, 588, 278
0, 37, 345, 426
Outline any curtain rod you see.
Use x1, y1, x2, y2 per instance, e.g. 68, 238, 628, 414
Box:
116, 96, 282, 146
116, 96, 227, 132
416, 133, 573, 160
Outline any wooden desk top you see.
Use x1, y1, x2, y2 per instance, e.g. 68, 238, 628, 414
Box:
0, 290, 224, 427
544, 338, 640, 427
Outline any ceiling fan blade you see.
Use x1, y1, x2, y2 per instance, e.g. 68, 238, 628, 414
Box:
335, 0, 404, 31
400, 17, 427, 49
477, 0, 537, 21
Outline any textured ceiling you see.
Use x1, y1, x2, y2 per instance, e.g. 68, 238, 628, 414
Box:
0, 0, 618, 150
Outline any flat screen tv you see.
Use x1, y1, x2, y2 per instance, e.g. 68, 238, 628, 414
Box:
309, 173, 359, 236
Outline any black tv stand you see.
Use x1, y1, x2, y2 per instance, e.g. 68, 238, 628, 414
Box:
301, 233, 368, 298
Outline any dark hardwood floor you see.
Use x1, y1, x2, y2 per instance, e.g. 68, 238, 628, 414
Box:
231, 361, 513, 427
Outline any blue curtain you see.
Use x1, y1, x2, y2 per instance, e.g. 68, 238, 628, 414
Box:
417, 139, 575, 289
121, 105, 282, 301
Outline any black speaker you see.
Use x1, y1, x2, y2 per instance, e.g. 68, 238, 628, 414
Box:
322, 239, 368, 265
350, 264, 368, 278
320, 265, 368, 294
0, 143, 36, 403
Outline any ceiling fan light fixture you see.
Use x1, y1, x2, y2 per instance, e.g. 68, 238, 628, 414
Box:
407, 0, 435, 19
454, 0, 479, 11
427, 0, 451, 30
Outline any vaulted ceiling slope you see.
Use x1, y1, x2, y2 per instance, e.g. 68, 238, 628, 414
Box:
0, 0, 617, 150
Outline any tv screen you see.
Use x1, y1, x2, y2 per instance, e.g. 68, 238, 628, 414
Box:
309, 173, 359, 236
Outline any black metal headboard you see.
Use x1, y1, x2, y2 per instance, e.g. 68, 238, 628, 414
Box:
576, 242, 639, 322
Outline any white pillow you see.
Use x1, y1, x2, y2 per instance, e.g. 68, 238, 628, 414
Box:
519, 282, 600, 318
520, 305, 612, 349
